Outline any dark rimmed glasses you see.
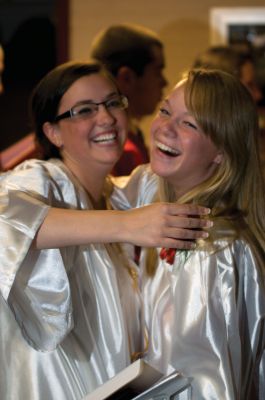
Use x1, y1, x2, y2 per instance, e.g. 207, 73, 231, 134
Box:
55, 94, 128, 122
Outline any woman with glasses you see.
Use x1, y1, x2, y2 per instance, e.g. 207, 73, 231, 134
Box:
0, 61, 210, 400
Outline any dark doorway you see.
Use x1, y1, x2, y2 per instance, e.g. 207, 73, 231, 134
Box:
0, 0, 69, 150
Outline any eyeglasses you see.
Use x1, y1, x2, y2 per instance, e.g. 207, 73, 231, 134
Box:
55, 94, 128, 122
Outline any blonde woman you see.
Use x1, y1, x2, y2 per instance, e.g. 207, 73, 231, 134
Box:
112, 68, 265, 399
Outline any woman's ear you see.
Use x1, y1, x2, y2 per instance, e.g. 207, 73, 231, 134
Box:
116, 66, 137, 92
43, 122, 63, 148
213, 152, 223, 165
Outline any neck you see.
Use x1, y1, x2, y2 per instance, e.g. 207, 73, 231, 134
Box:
172, 186, 185, 201
164, 179, 188, 202
64, 159, 109, 204
81, 172, 106, 205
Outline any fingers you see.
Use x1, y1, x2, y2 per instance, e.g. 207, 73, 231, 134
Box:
167, 203, 211, 216
158, 226, 209, 249
159, 239, 197, 250
143, 224, 210, 249
126, 203, 213, 249
167, 226, 209, 240
164, 215, 212, 248
167, 215, 213, 230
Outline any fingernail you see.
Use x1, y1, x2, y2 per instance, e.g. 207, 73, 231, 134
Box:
205, 220, 213, 228
202, 231, 209, 238
204, 208, 211, 214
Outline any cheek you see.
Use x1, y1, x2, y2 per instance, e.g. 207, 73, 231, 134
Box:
119, 112, 129, 131
193, 138, 219, 165
150, 118, 160, 137
150, 122, 158, 149
60, 122, 90, 147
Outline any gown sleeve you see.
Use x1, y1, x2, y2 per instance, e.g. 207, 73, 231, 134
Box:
0, 160, 73, 351
111, 164, 158, 210
236, 242, 265, 399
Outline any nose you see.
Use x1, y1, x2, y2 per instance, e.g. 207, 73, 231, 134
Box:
157, 117, 177, 138
96, 104, 115, 125
163, 126, 177, 138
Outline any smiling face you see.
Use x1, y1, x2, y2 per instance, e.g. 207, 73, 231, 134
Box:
45, 73, 128, 177
150, 81, 222, 198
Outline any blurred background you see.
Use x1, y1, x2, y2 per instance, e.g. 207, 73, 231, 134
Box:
0, 0, 265, 150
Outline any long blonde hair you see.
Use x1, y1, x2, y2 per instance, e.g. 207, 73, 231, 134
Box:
147, 68, 265, 275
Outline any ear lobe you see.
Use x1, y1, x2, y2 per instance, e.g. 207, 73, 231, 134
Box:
116, 66, 136, 86
43, 122, 63, 148
213, 152, 223, 165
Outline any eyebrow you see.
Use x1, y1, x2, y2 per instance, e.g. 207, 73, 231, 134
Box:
161, 99, 194, 118
73, 91, 119, 107
161, 98, 170, 106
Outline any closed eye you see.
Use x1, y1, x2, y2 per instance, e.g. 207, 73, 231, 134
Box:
159, 107, 170, 116
183, 120, 198, 130
75, 105, 95, 116
106, 98, 122, 108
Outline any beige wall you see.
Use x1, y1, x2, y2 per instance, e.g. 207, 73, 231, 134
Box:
69, 1, 265, 144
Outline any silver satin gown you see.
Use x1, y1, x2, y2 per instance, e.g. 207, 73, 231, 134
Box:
0, 159, 142, 400
111, 164, 265, 400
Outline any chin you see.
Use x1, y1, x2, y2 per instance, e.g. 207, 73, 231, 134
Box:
151, 163, 169, 178
151, 164, 180, 188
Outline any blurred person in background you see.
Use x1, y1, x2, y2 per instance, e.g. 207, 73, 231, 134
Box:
192, 45, 263, 103
91, 23, 167, 176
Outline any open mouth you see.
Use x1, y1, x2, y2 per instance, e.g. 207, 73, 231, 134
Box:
155, 140, 180, 157
92, 133, 117, 144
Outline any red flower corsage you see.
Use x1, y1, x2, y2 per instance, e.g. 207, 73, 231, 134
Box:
159, 247, 176, 265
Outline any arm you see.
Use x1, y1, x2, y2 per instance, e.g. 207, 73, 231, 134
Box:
35, 203, 212, 250
109, 165, 213, 250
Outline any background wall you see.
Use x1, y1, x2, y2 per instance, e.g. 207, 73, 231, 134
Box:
69, 0, 265, 144
1, 1, 264, 150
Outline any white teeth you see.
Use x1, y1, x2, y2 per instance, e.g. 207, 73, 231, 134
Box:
156, 141, 179, 155
93, 133, 116, 143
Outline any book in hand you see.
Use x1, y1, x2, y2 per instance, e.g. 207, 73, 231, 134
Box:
132, 370, 192, 400
83, 359, 163, 400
